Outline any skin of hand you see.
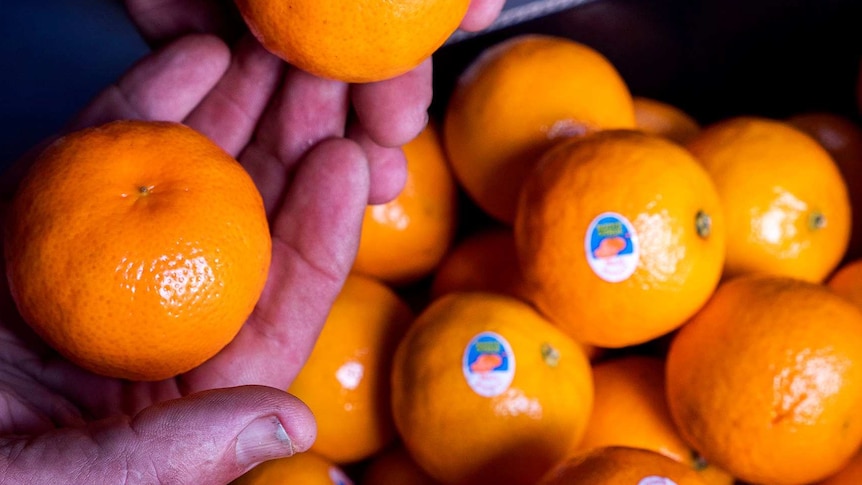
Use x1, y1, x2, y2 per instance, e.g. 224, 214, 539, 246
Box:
0, 1, 505, 484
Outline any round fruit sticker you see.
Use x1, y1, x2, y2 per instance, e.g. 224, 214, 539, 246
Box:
584, 212, 639, 283
462, 331, 515, 397
637, 477, 678, 485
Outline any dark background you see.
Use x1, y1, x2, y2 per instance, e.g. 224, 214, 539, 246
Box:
2, 0, 860, 168
434, 0, 862, 124
0, 1, 147, 166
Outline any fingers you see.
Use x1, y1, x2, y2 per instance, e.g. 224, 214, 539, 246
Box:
349, 59, 430, 202
0, 386, 314, 484
184, 138, 370, 391
184, 35, 284, 156
348, 124, 409, 204
239, 68, 351, 216
70, 34, 230, 130
460, 0, 507, 32
351, 59, 433, 148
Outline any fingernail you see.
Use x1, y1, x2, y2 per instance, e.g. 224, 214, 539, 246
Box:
236, 415, 294, 468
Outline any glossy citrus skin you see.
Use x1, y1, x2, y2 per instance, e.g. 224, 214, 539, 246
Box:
788, 112, 862, 261
570, 355, 733, 484
4, 120, 271, 381
391, 292, 594, 485
686, 116, 851, 282
288, 274, 413, 464
540, 446, 708, 485
232, 451, 354, 485
352, 123, 459, 286
633, 96, 702, 145
666, 274, 862, 484
234, 0, 469, 83
444, 34, 636, 224
514, 130, 726, 348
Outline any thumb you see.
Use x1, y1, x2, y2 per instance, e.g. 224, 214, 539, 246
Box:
0, 385, 315, 484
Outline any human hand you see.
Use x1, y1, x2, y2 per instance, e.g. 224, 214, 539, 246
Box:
0, 2, 504, 482
122, 0, 507, 204
0, 34, 369, 483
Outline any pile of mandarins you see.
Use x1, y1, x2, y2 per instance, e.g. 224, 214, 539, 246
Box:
236, 33, 862, 485
7, 4, 862, 481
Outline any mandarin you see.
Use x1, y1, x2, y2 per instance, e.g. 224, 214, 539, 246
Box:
352, 122, 458, 286
234, 0, 469, 83
665, 274, 862, 484
686, 116, 851, 282
429, 226, 528, 300
571, 355, 732, 485
391, 292, 594, 485
827, 258, 862, 308
232, 451, 354, 485
514, 129, 725, 348
788, 112, 862, 260
4, 120, 270, 381
429, 227, 605, 362
633, 96, 702, 145
360, 445, 441, 485
288, 274, 413, 464
815, 449, 862, 485
443, 34, 636, 224
540, 446, 708, 485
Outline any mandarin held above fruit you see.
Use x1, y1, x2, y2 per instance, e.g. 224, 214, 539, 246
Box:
234, 0, 470, 83
4, 120, 271, 381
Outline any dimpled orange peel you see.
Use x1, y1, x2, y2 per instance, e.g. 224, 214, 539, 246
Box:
666, 274, 862, 484
514, 129, 725, 348
4, 120, 271, 381
234, 0, 471, 83
391, 291, 594, 485
443, 34, 636, 224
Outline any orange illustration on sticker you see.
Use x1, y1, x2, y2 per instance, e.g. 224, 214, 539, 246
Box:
593, 236, 627, 258
469, 352, 504, 373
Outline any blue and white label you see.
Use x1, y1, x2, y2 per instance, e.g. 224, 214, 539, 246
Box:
638, 477, 678, 485
462, 331, 515, 397
584, 212, 639, 283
